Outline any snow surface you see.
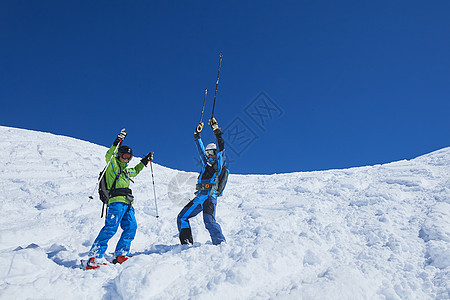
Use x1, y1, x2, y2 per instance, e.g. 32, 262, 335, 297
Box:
0, 125, 449, 299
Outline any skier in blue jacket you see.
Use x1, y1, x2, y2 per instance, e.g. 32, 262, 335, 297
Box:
177, 117, 227, 245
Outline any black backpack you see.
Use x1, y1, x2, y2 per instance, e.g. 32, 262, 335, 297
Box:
214, 164, 229, 196
98, 167, 122, 204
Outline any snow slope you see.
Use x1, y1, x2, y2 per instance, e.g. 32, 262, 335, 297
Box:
0, 125, 448, 299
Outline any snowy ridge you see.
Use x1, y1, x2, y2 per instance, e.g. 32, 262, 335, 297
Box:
0, 125, 448, 299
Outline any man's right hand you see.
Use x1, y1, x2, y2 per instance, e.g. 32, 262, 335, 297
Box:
194, 123, 203, 139
196, 122, 204, 133
114, 129, 127, 146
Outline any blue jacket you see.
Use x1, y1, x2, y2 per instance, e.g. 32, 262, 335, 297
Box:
194, 129, 226, 193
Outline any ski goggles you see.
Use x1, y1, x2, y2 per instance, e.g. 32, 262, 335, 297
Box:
121, 153, 133, 160
206, 149, 216, 157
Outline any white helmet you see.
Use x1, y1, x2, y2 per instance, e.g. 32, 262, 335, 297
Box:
205, 143, 217, 151
205, 143, 217, 157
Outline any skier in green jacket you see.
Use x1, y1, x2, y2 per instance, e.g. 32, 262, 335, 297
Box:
86, 130, 153, 269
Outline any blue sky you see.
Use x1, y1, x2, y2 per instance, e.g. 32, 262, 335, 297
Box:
1, 1, 449, 174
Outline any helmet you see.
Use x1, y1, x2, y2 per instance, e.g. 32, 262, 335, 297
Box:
205, 143, 217, 151
116, 145, 133, 160
205, 143, 217, 157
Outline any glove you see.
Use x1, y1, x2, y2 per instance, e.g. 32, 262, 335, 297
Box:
194, 123, 203, 139
113, 129, 127, 146
196, 122, 204, 133
208, 118, 220, 131
141, 152, 154, 166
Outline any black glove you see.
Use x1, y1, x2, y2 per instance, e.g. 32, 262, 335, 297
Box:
208, 118, 220, 131
113, 129, 127, 146
141, 152, 154, 166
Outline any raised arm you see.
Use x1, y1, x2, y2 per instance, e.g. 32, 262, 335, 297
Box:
209, 118, 224, 151
106, 129, 127, 161
194, 123, 207, 164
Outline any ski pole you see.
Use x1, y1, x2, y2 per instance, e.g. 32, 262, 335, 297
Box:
101, 202, 108, 218
149, 158, 159, 218
196, 88, 208, 133
88, 128, 125, 200
199, 88, 208, 124
211, 52, 223, 118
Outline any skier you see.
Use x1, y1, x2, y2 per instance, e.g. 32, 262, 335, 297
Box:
177, 117, 227, 245
85, 130, 153, 269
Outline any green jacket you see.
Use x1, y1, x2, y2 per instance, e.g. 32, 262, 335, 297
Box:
105, 145, 145, 205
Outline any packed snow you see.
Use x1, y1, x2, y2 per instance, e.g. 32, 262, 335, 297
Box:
0, 125, 448, 299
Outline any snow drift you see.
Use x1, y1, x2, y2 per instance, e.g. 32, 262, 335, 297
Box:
0, 126, 448, 299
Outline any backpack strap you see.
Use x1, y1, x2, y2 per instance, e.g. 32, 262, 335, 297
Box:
212, 161, 220, 185
110, 165, 123, 190
109, 165, 134, 203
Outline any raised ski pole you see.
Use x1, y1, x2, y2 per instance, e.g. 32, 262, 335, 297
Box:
211, 52, 223, 118
149, 158, 159, 218
88, 128, 126, 201
199, 88, 208, 123
196, 88, 208, 133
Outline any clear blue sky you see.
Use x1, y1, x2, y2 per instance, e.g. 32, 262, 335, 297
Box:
1, 1, 449, 174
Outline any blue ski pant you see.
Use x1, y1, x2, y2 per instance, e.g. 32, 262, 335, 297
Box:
89, 202, 137, 258
177, 191, 225, 245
